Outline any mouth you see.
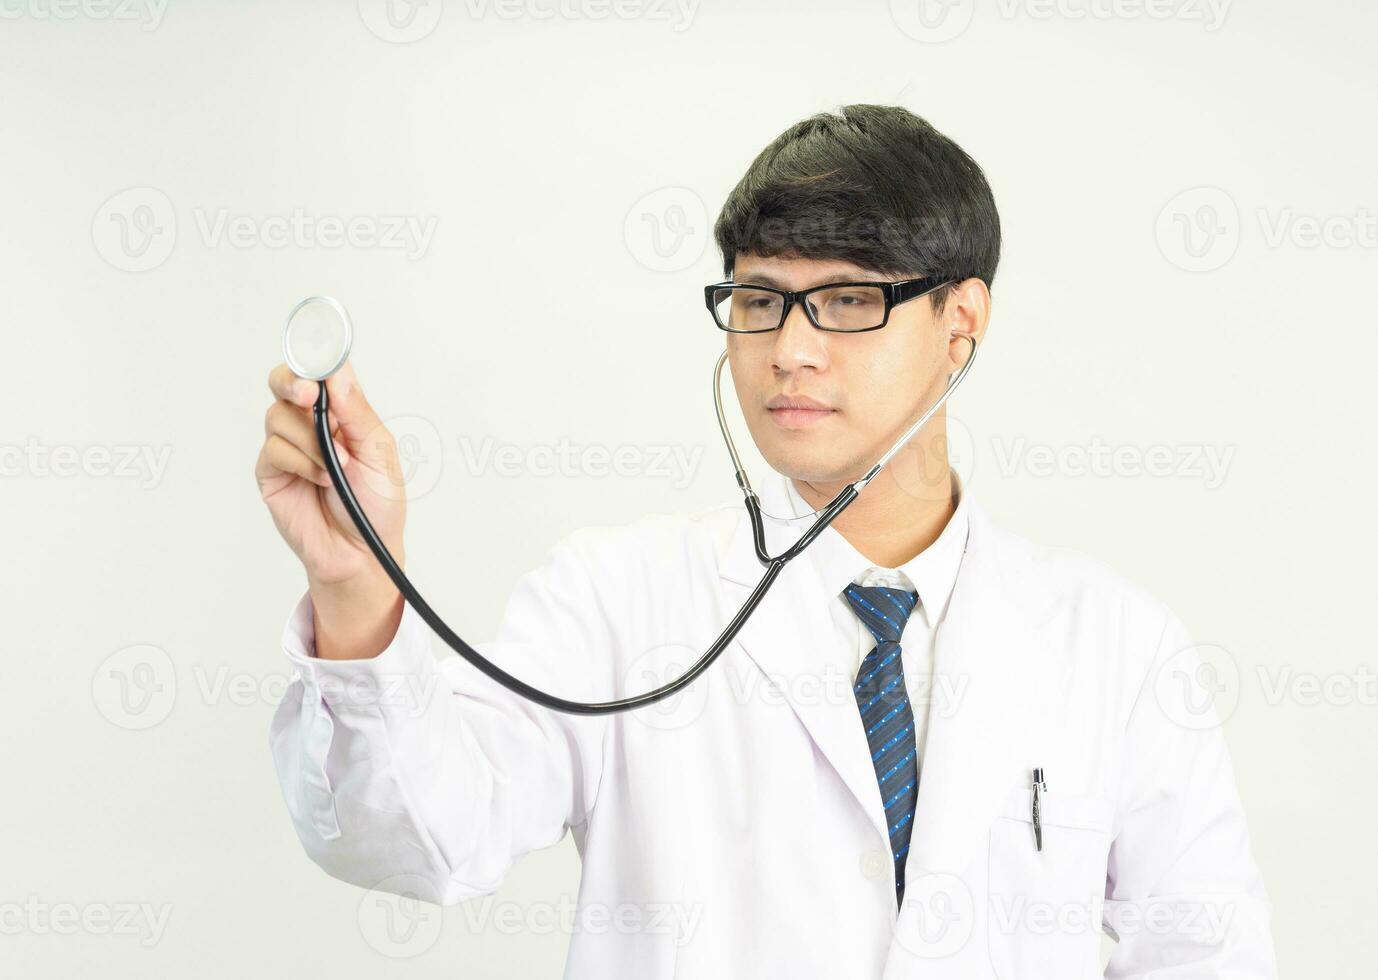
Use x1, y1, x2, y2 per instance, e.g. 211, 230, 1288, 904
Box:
766, 398, 836, 430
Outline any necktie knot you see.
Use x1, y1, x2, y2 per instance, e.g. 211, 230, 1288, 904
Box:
843, 584, 919, 645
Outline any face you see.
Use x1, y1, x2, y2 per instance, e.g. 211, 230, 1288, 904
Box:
724, 252, 957, 492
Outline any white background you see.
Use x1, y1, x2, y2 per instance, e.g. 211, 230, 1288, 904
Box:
1, 0, 1373, 975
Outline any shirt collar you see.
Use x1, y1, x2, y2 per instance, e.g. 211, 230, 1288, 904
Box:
781, 469, 971, 630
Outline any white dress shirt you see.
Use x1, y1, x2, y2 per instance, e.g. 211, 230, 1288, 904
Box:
779, 470, 970, 770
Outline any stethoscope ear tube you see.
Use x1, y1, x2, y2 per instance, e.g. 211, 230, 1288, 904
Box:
312, 331, 976, 715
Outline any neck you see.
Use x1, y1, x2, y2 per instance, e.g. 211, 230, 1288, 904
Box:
789, 432, 956, 569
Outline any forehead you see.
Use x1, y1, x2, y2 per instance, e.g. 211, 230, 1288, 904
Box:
732, 252, 882, 288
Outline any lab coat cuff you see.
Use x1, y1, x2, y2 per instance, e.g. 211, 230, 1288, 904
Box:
281, 588, 440, 721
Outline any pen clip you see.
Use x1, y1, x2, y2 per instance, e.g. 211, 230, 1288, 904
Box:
1031, 768, 1047, 852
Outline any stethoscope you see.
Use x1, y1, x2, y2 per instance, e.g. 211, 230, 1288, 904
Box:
282, 295, 978, 715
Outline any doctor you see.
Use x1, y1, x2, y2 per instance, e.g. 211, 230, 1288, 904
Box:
256, 104, 1277, 978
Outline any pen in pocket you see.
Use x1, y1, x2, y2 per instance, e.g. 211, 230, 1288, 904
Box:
1031, 768, 1047, 852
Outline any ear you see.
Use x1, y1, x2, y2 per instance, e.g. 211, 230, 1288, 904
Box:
944, 277, 991, 370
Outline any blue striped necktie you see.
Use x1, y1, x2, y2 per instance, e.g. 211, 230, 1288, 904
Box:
843, 583, 920, 907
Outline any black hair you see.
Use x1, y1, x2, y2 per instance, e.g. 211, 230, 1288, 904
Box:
713, 104, 1001, 316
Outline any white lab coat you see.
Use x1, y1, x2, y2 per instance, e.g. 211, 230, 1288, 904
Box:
268, 477, 1276, 978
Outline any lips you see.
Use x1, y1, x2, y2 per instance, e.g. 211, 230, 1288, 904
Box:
766, 396, 835, 430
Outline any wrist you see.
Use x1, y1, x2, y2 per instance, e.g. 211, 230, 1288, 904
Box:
309, 566, 406, 660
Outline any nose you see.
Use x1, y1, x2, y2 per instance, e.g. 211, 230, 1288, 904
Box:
770, 298, 827, 374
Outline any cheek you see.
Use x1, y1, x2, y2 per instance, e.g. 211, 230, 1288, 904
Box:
725, 342, 763, 406
849, 342, 924, 412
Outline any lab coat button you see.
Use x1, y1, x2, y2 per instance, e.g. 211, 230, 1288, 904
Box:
860, 849, 889, 881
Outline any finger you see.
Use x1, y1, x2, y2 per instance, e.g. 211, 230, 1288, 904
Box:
264, 400, 349, 468
260, 434, 332, 488
322, 361, 396, 467
268, 363, 320, 409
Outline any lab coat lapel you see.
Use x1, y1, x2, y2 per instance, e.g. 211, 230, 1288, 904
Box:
717, 501, 891, 845
905, 499, 1044, 880
714, 489, 1047, 874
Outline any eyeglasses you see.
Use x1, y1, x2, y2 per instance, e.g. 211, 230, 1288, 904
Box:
703, 274, 954, 334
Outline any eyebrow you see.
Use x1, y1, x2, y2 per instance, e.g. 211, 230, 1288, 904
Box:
733, 270, 875, 289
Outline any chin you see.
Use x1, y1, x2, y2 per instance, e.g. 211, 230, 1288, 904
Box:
758, 443, 848, 485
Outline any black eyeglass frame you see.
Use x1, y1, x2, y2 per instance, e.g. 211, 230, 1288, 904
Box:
703, 274, 956, 334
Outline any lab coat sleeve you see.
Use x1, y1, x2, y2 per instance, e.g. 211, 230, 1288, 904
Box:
1103, 606, 1278, 978
267, 537, 609, 906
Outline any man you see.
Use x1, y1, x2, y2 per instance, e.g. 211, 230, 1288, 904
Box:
257, 104, 1276, 977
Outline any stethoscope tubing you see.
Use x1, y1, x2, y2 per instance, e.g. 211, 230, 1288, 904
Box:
313, 332, 976, 715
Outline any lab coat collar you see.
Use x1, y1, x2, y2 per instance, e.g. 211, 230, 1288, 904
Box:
717, 471, 1045, 889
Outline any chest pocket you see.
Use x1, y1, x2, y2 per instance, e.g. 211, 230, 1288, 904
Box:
987, 786, 1115, 980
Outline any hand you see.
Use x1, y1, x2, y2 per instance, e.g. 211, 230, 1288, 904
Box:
255, 361, 407, 657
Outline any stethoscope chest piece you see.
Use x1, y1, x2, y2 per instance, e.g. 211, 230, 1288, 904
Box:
283, 295, 353, 381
